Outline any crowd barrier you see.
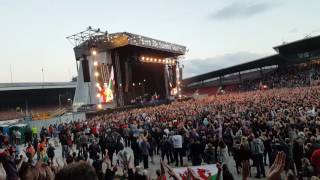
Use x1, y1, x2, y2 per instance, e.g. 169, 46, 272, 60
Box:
26, 112, 86, 132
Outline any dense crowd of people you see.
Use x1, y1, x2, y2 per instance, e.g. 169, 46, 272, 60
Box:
240, 63, 320, 91
1, 80, 320, 179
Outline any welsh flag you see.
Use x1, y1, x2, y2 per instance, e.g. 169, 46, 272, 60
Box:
173, 165, 219, 180
208, 174, 218, 180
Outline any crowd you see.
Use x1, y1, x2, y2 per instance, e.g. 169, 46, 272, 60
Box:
240, 63, 320, 91
1, 85, 320, 179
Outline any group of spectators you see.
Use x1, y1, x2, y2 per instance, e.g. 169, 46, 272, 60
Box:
1, 72, 320, 179
240, 63, 320, 91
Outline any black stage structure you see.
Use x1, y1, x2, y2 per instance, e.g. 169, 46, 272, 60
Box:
67, 27, 186, 109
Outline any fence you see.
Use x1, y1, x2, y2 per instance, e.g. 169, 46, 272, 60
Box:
26, 112, 86, 131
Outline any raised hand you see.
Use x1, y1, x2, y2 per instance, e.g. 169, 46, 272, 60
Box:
267, 151, 286, 180
0, 163, 7, 180
187, 168, 201, 180
163, 162, 180, 180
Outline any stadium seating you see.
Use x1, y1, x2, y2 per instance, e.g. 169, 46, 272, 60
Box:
0, 105, 69, 121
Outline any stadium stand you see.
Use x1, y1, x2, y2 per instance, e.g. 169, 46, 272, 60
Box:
0, 82, 75, 121
183, 35, 320, 95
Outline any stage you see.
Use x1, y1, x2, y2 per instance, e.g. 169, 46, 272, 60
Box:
67, 27, 186, 110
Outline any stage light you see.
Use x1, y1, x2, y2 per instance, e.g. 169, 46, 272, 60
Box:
146, 57, 149, 61
150, 58, 153, 62
97, 104, 102, 109
92, 50, 97, 56
132, 83, 135, 86
162, 59, 165, 63
139, 82, 141, 86
95, 72, 99, 77
119, 83, 122, 87
177, 81, 181, 85
143, 79, 146, 82
94, 61, 98, 66
141, 56, 145, 61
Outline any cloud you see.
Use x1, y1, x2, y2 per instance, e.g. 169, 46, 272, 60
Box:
209, 1, 276, 20
182, 51, 268, 78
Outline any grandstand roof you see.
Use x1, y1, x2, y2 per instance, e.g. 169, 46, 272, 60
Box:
183, 54, 284, 85
0, 82, 76, 91
274, 34, 320, 53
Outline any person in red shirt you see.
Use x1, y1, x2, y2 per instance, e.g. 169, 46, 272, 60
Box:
311, 149, 320, 177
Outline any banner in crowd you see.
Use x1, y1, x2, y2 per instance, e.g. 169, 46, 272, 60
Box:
173, 164, 218, 180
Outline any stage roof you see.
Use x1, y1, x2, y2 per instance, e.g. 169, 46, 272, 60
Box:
273, 34, 320, 53
183, 54, 284, 85
0, 82, 76, 91
73, 32, 186, 59
109, 32, 187, 55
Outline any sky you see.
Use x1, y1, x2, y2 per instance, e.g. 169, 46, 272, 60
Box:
0, 0, 319, 82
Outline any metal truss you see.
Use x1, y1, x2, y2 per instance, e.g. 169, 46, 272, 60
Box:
66, 26, 108, 47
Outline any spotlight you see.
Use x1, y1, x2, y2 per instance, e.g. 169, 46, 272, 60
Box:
150, 58, 153, 62
162, 59, 165, 63
97, 104, 102, 109
94, 61, 98, 66
132, 83, 135, 86
146, 57, 149, 61
139, 82, 141, 86
119, 83, 122, 87
95, 72, 99, 77
141, 56, 145, 61
177, 81, 181, 85
92, 50, 97, 56
143, 79, 146, 82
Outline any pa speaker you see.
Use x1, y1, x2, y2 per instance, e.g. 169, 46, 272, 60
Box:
82, 59, 91, 82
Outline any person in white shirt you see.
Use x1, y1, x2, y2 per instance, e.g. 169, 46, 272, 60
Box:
172, 131, 183, 166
